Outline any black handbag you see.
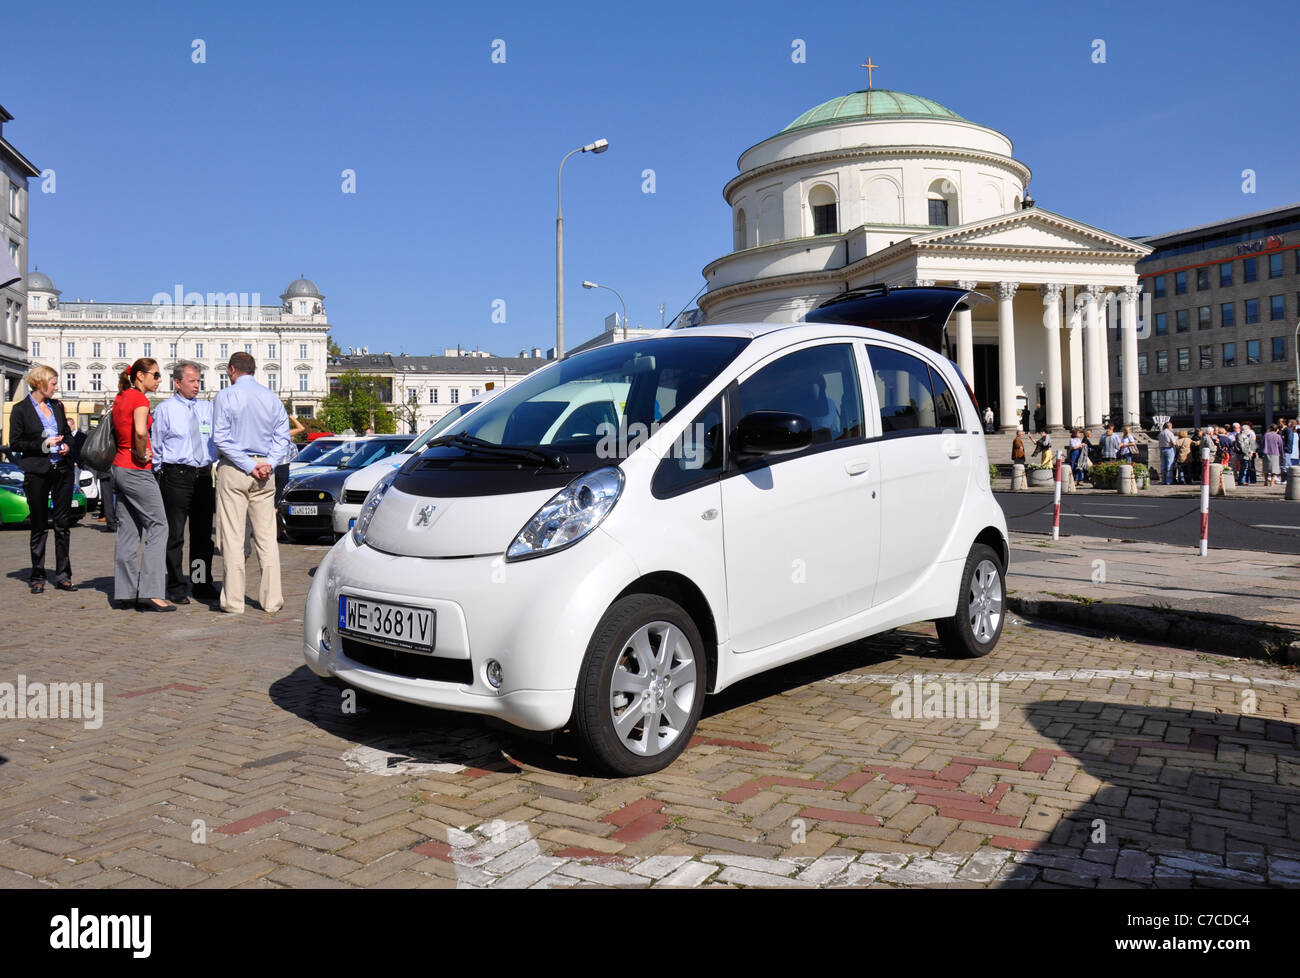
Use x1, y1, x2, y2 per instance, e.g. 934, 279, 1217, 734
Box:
80, 403, 118, 472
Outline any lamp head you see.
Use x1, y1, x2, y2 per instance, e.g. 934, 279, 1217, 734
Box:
585, 139, 610, 154
582, 280, 598, 290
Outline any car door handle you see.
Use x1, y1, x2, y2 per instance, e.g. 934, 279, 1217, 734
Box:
845, 459, 871, 476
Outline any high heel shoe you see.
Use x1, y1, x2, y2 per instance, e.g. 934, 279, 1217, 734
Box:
136, 599, 176, 613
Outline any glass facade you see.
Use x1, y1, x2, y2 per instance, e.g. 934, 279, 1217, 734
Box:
1221, 302, 1234, 327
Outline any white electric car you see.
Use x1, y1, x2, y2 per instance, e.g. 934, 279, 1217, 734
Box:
303, 287, 1008, 775
331, 391, 498, 537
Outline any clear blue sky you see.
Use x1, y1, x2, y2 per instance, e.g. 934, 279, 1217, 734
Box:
6, 0, 1296, 356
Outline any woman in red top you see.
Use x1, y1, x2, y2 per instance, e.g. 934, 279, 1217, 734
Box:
111, 359, 174, 612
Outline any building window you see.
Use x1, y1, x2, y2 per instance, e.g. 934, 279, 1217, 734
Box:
1174, 270, 1187, 295
450, 389, 460, 404
1269, 253, 1283, 278
1197, 305, 1211, 329
429, 388, 438, 404
1223, 343, 1236, 367
927, 198, 948, 226
1196, 267, 1210, 290
219, 343, 228, 358
143, 342, 152, 357
1221, 302, 1234, 327
65, 373, 77, 391
809, 185, 838, 235
1153, 275, 1166, 298
1154, 313, 1167, 335
267, 342, 276, 358
117, 342, 126, 357
1175, 309, 1189, 332
244, 343, 253, 355
470, 388, 481, 397
198, 372, 206, 391
1138, 352, 1148, 375
297, 300, 308, 315
8, 239, 19, 267
1177, 348, 1190, 371
267, 374, 277, 391
169, 342, 178, 358
298, 373, 308, 392
1273, 337, 1286, 362
7, 181, 19, 220
406, 388, 416, 403
195, 342, 204, 358
30, 340, 39, 357
1245, 299, 1259, 324
1243, 257, 1257, 283
66, 341, 75, 357
91, 341, 101, 357
220, 373, 230, 390
1156, 350, 1169, 373
91, 372, 102, 391
1247, 340, 1261, 365
733, 208, 747, 251
299, 343, 308, 359
1199, 345, 1212, 369
1219, 264, 1232, 287
1271, 295, 1285, 320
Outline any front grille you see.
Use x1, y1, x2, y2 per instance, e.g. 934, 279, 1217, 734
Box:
340, 636, 473, 685
343, 490, 367, 504
286, 489, 333, 504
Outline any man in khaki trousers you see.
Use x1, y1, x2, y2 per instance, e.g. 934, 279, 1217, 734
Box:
212, 352, 290, 614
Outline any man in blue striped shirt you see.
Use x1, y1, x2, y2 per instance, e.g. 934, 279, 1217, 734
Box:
152, 361, 218, 603
213, 352, 290, 614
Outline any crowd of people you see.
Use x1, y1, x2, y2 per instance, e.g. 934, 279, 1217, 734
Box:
15, 353, 294, 612
1007, 415, 1300, 488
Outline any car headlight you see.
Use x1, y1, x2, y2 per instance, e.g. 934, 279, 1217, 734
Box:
351, 470, 399, 546
506, 467, 623, 562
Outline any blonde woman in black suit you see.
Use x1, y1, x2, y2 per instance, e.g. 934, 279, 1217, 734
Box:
9, 364, 76, 593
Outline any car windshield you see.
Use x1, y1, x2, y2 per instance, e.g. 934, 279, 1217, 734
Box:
403, 400, 482, 455
295, 439, 341, 464
435, 336, 749, 456
0, 463, 23, 485
314, 439, 411, 470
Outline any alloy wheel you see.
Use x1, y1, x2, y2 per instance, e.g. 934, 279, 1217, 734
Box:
607, 620, 698, 757
967, 558, 1003, 644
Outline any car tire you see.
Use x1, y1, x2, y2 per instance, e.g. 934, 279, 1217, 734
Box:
936, 543, 1005, 658
573, 594, 706, 777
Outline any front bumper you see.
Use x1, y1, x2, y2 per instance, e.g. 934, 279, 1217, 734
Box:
302, 530, 639, 732
332, 500, 361, 535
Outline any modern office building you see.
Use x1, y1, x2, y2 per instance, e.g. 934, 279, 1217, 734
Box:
0, 104, 41, 400
26, 274, 333, 416
1131, 203, 1300, 429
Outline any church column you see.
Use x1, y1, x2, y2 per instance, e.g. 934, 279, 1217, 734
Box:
1068, 292, 1085, 429
1120, 285, 1140, 428
1040, 284, 1064, 431
1083, 285, 1104, 427
996, 281, 1020, 432
1098, 289, 1113, 424
955, 280, 978, 383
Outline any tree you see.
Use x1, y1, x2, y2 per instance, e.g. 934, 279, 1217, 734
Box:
317, 370, 395, 434
327, 335, 342, 356
393, 391, 421, 435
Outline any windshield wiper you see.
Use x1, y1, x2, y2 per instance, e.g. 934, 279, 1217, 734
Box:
430, 434, 568, 470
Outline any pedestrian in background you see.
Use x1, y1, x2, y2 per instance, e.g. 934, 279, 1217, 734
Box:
1262, 424, 1284, 487
112, 358, 174, 612
1237, 422, 1257, 485
1101, 424, 1119, 462
213, 352, 289, 614
1116, 425, 1137, 464
1158, 420, 1176, 485
152, 361, 219, 604
1174, 429, 1192, 485
9, 364, 76, 593
1067, 428, 1084, 483
1011, 430, 1026, 466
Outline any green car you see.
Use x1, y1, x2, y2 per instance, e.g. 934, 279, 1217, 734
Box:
0, 462, 88, 525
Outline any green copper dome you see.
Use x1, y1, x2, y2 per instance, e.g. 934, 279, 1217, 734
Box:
781, 90, 968, 134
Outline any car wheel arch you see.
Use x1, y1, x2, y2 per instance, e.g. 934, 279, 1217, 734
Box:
974, 526, 1009, 570
612, 571, 719, 693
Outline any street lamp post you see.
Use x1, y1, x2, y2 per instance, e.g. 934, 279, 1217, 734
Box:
582, 280, 628, 342
556, 139, 609, 359
1294, 321, 1299, 416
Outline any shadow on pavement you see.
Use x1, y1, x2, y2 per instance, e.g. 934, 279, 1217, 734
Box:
998, 701, 1300, 887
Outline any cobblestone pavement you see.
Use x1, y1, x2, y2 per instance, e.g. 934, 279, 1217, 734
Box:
1, 522, 1298, 888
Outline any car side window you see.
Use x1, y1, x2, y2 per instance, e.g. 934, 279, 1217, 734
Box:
866, 345, 954, 433
737, 343, 864, 446
652, 394, 725, 497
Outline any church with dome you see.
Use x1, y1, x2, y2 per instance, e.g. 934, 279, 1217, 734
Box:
699, 87, 1152, 433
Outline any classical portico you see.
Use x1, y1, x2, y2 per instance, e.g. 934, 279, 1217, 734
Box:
697, 87, 1153, 432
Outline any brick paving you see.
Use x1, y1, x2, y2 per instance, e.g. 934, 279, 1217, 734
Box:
1, 521, 1298, 888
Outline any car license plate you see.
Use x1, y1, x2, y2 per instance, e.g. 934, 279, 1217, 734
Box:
348, 518, 356, 529
290, 504, 318, 516
338, 596, 435, 653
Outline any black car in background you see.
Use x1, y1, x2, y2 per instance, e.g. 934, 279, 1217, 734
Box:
278, 435, 412, 542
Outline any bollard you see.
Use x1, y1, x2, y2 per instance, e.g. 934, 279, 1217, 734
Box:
1052, 458, 1062, 540
1011, 462, 1027, 491
1287, 466, 1300, 501
1200, 457, 1211, 556
1116, 463, 1135, 495
1210, 463, 1226, 497
1062, 465, 1076, 493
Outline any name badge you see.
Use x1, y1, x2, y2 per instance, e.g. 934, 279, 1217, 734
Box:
199, 423, 211, 435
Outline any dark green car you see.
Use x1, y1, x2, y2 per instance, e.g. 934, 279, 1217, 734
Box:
0, 462, 87, 525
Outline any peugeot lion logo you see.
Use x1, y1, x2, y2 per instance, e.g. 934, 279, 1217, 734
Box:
415, 504, 437, 527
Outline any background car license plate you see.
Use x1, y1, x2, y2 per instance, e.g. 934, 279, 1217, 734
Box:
290, 504, 318, 516
338, 596, 435, 652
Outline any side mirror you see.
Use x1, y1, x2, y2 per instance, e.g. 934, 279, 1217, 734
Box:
731, 411, 812, 458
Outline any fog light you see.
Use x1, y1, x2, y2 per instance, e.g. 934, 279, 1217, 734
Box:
485, 660, 503, 689
320, 628, 333, 654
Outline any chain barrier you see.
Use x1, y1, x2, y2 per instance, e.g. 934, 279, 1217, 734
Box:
1211, 507, 1300, 539
1055, 501, 1203, 530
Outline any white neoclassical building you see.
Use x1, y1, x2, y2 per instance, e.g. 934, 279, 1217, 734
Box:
699, 89, 1153, 431
25, 274, 333, 416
